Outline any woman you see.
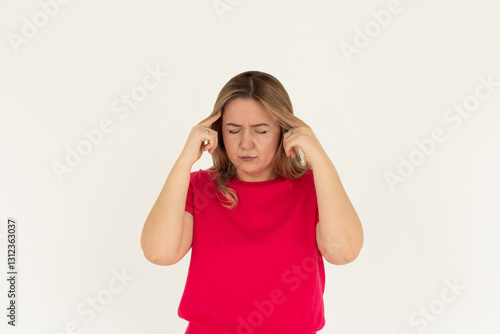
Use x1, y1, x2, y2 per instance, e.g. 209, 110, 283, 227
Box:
141, 70, 363, 334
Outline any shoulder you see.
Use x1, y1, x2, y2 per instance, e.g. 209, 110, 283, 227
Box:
303, 169, 314, 177
300, 169, 314, 182
296, 169, 316, 191
189, 168, 218, 184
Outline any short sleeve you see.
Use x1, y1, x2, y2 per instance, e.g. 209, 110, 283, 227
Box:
185, 171, 197, 216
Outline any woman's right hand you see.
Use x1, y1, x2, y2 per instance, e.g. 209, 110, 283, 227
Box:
180, 110, 222, 165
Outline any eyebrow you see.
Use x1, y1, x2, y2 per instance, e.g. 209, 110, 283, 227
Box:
226, 122, 270, 127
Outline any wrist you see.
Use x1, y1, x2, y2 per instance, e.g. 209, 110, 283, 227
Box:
309, 149, 331, 170
176, 154, 194, 170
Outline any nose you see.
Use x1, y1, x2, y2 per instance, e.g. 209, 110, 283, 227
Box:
239, 129, 255, 149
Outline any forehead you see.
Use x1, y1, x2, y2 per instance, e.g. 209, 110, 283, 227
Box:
223, 98, 272, 122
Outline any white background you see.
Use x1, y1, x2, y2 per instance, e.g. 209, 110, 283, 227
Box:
1, 0, 499, 333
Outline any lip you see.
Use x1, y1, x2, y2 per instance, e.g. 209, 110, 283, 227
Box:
240, 156, 256, 160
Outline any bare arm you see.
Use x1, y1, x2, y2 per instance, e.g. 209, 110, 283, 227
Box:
140, 156, 192, 265
313, 152, 363, 265
140, 110, 222, 265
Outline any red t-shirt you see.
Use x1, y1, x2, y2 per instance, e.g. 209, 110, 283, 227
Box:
178, 168, 326, 334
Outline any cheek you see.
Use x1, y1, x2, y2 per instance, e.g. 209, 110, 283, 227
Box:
262, 136, 280, 153
257, 133, 279, 144
223, 136, 237, 154
270, 132, 282, 146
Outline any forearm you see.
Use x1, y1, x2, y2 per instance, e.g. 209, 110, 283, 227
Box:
312, 150, 363, 264
140, 156, 192, 262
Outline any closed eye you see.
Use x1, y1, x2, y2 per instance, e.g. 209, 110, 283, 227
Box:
229, 131, 267, 134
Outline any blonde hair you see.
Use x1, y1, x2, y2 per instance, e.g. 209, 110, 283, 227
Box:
199, 70, 311, 210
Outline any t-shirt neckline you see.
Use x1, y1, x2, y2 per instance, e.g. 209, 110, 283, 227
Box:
230, 174, 284, 186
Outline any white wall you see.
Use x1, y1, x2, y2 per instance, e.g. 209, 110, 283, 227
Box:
1, 0, 499, 333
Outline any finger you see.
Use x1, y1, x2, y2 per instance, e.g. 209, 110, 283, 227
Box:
283, 135, 293, 155
202, 130, 218, 154
198, 110, 222, 127
208, 132, 218, 154
213, 131, 218, 154
202, 125, 215, 142
203, 133, 213, 147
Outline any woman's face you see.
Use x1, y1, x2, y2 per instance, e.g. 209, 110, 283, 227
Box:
222, 98, 282, 182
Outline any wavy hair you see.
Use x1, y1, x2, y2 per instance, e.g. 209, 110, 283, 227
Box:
199, 70, 311, 210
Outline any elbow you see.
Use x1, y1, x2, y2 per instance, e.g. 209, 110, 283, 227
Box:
142, 250, 179, 266
141, 240, 180, 266
321, 242, 363, 265
323, 249, 357, 265
326, 228, 364, 265
316, 217, 364, 265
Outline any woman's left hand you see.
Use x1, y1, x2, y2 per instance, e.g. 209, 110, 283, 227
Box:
282, 124, 326, 169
